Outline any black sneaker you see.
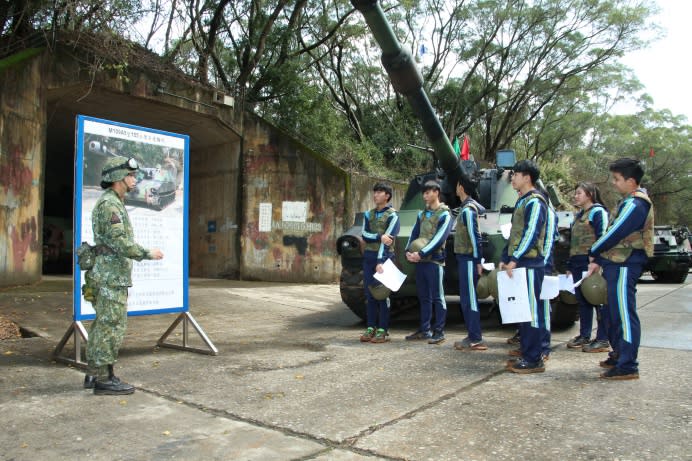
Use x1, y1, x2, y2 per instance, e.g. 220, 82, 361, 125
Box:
600, 367, 639, 380
507, 358, 545, 374
84, 375, 97, 389
94, 376, 135, 395
599, 357, 617, 369
428, 330, 446, 345
567, 336, 591, 348
454, 337, 487, 351
582, 339, 610, 353
405, 330, 432, 341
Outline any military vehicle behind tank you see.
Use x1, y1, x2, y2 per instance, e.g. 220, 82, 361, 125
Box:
644, 225, 691, 283
337, 0, 578, 327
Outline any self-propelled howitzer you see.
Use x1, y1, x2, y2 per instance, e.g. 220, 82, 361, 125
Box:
337, 0, 578, 326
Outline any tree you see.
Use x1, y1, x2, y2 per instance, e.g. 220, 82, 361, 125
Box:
576, 108, 692, 224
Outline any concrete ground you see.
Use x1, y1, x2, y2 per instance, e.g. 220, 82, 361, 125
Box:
0, 275, 690, 461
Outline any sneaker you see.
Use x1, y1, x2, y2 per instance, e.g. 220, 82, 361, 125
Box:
428, 330, 446, 345
370, 328, 390, 343
599, 357, 617, 369
507, 358, 545, 374
582, 339, 610, 353
454, 337, 488, 351
566, 336, 591, 348
405, 330, 432, 341
600, 367, 639, 380
506, 331, 521, 345
360, 327, 376, 342
508, 348, 522, 357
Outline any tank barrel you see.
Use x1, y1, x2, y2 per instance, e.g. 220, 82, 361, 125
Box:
351, 0, 462, 179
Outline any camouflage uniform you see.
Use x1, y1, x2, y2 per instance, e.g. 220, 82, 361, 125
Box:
86, 188, 151, 379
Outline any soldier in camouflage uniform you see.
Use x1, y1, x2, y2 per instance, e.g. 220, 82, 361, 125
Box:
84, 156, 164, 395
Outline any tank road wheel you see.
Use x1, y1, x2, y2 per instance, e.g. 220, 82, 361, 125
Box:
339, 267, 366, 320
651, 270, 689, 284
550, 299, 578, 329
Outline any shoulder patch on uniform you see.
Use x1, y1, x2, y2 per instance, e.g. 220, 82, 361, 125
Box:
110, 212, 122, 224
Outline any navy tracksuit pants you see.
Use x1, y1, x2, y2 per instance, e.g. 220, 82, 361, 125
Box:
518, 267, 546, 363
456, 255, 482, 341
603, 263, 643, 373
363, 257, 390, 330
415, 261, 447, 332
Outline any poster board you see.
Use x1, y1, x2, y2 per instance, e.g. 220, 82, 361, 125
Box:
73, 115, 189, 321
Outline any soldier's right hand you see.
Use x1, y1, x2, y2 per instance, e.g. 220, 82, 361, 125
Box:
150, 248, 164, 260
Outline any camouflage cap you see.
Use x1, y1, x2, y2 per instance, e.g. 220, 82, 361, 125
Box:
101, 156, 138, 183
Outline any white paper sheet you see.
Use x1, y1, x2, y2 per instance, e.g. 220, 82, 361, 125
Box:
481, 258, 496, 271
373, 259, 407, 292
497, 268, 532, 324
500, 223, 512, 240
558, 274, 576, 293
572, 271, 590, 288
540, 275, 559, 300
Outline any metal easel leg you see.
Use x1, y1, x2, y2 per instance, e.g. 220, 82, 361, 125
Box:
157, 312, 218, 355
52, 321, 89, 368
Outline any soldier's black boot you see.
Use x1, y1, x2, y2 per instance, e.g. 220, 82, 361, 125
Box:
84, 374, 97, 389
94, 365, 135, 395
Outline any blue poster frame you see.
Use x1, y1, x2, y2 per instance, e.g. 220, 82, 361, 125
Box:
73, 115, 189, 321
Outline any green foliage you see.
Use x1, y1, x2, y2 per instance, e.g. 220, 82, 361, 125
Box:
572, 109, 692, 224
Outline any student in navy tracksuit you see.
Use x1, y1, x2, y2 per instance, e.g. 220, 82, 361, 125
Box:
404, 180, 452, 345
501, 160, 548, 374
452, 174, 488, 351
360, 183, 400, 343
588, 158, 654, 380
566, 182, 610, 352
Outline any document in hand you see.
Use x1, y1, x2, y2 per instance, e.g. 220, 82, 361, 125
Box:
373, 259, 407, 292
540, 275, 559, 300
558, 274, 576, 293
497, 268, 532, 324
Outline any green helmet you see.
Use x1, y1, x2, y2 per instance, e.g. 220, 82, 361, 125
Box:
487, 268, 499, 300
368, 282, 391, 301
582, 272, 607, 305
476, 274, 490, 299
559, 290, 578, 304
101, 156, 139, 183
409, 237, 429, 253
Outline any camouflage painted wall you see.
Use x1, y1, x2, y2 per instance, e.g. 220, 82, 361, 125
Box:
240, 116, 347, 283
0, 57, 46, 285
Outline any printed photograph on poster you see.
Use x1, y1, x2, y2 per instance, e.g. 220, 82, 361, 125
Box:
73, 115, 189, 321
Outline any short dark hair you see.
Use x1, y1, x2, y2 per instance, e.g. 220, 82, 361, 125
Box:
457, 174, 478, 200
609, 158, 644, 185
373, 182, 393, 201
512, 159, 540, 184
422, 180, 441, 193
